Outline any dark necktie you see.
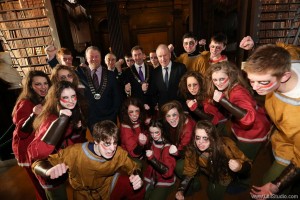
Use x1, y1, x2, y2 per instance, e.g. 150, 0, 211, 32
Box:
164, 67, 169, 88
138, 66, 145, 82
92, 69, 99, 89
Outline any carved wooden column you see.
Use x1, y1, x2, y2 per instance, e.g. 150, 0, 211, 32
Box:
106, 0, 124, 59
51, 0, 74, 52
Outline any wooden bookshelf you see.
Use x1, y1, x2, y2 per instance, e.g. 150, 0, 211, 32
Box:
0, 0, 54, 77
251, 0, 300, 45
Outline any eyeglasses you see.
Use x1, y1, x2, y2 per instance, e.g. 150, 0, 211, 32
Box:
126, 59, 134, 62
183, 41, 195, 46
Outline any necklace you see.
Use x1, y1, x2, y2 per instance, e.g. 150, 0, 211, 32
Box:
85, 67, 108, 100
130, 65, 150, 84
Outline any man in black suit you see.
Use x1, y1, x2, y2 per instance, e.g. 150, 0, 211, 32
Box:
150, 44, 187, 108
123, 46, 154, 110
76, 46, 121, 131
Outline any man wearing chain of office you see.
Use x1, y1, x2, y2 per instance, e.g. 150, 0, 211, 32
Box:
77, 46, 121, 131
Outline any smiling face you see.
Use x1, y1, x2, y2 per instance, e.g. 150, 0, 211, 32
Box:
247, 72, 280, 95
97, 137, 117, 159
31, 76, 49, 97
86, 49, 101, 70
165, 108, 180, 127
149, 126, 162, 141
209, 40, 225, 59
187, 76, 200, 95
195, 128, 210, 152
183, 38, 197, 54
60, 88, 77, 109
132, 49, 144, 65
212, 70, 230, 91
128, 105, 140, 123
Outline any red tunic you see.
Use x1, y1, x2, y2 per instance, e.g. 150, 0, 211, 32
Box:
224, 84, 271, 142
144, 142, 176, 187
27, 114, 77, 189
169, 117, 196, 152
120, 123, 146, 158
12, 99, 35, 166
202, 99, 227, 125
28, 114, 76, 162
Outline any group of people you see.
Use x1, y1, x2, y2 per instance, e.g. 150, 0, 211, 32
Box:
10, 32, 300, 200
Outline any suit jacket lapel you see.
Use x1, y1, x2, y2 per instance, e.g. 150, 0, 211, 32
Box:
168, 63, 176, 87
131, 65, 143, 82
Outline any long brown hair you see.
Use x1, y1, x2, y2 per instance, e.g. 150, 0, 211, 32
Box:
50, 64, 79, 87
187, 120, 229, 183
120, 97, 146, 131
205, 61, 252, 103
12, 70, 51, 116
33, 81, 84, 130
160, 100, 187, 144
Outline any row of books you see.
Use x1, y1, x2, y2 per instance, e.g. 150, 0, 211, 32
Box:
0, 1, 44, 10
21, 65, 52, 76
259, 21, 299, 29
0, 8, 46, 21
15, 56, 47, 66
0, 18, 49, 30
6, 36, 53, 49
261, 4, 299, 11
259, 29, 298, 38
261, 0, 299, 4
11, 46, 46, 57
261, 12, 297, 20
259, 38, 294, 44
2, 27, 51, 39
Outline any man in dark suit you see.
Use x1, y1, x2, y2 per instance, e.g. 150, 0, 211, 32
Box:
150, 44, 187, 108
123, 46, 154, 110
76, 46, 121, 131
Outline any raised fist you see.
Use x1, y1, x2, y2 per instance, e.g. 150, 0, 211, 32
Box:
169, 145, 178, 155
146, 150, 153, 158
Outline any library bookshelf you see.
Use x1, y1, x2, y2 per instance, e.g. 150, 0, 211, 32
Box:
251, 0, 300, 45
0, 0, 53, 77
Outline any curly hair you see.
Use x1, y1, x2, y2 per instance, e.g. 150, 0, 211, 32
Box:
179, 71, 206, 102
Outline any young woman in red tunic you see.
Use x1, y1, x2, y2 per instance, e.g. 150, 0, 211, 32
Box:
12, 70, 51, 200
160, 100, 196, 179
119, 97, 148, 167
205, 61, 271, 161
28, 81, 87, 199
144, 119, 176, 199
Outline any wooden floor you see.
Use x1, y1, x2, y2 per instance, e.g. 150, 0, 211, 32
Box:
0, 143, 273, 200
